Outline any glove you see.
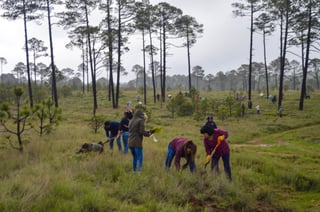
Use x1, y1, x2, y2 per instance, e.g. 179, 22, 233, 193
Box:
205, 155, 211, 165
218, 135, 225, 142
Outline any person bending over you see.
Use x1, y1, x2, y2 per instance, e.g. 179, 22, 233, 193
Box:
200, 125, 232, 181
165, 138, 197, 173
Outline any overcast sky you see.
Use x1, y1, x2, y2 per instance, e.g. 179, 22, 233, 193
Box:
0, 0, 283, 82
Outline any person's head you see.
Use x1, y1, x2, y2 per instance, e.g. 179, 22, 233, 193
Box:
132, 108, 145, 120
184, 140, 197, 161
200, 125, 214, 138
104, 121, 110, 129
207, 115, 213, 121
124, 110, 133, 120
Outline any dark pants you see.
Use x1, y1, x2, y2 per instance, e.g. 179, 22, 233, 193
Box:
211, 153, 232, 181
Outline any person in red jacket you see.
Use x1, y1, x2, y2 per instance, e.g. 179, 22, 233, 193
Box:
165, 138, 197, 173
200, 125, 232, 181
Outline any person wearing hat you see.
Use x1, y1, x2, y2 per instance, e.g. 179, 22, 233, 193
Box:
205, 114, 218, 129
200, 125, 232, 181
165, 138, 197, 173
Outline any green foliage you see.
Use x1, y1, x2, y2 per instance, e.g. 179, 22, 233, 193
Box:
134, 104, 152, 120
33, 84, 50, 104
0, 85, 15, 103
13, 87, 23, 97
189, 87, 199, 104
0, 87, 32, 151
33, 99, 62, 136
0, 103, 10, 121
193, 97, 210, 121
0, 90, 320, 211
207, 98, 219, 115
177, 101, 194, 116
90, 115, 105, 134
59, 85, 73, 98
216, 105, 228, 120
166, 93, 194, 117
225, 95, 236, 117
293, 174, 318, 191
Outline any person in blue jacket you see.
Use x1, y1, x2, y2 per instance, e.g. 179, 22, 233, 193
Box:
104, 120, 121, 153
165, 138, 197, 173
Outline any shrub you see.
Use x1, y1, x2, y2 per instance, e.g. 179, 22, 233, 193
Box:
177, 101, 194, 116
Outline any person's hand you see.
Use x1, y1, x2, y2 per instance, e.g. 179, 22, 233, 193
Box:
205, 155, 211, 165
144, 131, 151, 137
218, 135, 225, 142
182, 163, 188, 169
149, 129, 155, 135
218, 135, 225, 143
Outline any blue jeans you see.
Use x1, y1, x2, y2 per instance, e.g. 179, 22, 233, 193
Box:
109, 133, 122, 151
165, 144, 175, 169
130, 147, 143, 172
211, 154, 232, 181
122, 131, 129, 154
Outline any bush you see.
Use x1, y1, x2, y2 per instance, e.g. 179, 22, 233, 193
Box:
177, 101, 194, 116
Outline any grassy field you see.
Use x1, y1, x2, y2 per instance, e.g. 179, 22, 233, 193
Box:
0, 89, 319, 211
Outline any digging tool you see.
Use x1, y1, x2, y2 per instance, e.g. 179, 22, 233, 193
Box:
103, 137, 115, 145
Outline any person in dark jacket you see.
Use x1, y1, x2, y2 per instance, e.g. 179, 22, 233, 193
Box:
200, 125, 232, 181
119, 110, 133, 154
104, 121, 121, 153
205, 114, 218, 129
128, 109, 151, 173
165, 138, 197, 173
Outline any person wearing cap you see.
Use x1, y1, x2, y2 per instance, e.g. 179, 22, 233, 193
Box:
165, 138, 197, 173
200, 125, 232, 181
205, 115, 218, 129
119, 110, 133, 154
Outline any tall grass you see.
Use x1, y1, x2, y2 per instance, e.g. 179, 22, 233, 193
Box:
0, 90, 319, 211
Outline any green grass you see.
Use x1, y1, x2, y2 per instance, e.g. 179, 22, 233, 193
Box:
0, 89, 320, 211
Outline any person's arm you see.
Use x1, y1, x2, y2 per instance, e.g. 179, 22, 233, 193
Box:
174, 154, 181, 171
215, 128, 228, 139
105, 129, 110, 138
140, 120, 151, 137
119, 119, 124, 131
204, 140, 212, 155
115, 123, 121, 139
